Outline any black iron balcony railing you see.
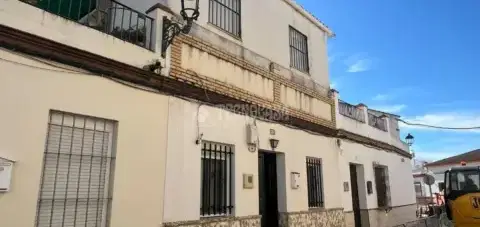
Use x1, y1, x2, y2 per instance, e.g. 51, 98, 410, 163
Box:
368, 112, 387, 131
21, 0, 154, 50
339, 101, 365, 123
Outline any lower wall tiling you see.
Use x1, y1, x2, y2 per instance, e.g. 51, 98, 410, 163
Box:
279, 208, 346, 227
163, 215, 261, 227
344, 204, 417, 227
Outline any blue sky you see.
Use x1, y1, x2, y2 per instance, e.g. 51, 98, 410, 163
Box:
297, 0, 480, 161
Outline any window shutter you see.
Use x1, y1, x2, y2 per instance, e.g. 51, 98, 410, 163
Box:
36, 111, 115, 227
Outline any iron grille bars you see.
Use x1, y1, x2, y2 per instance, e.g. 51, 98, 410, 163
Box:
20, 0, 154, 50
200, 141, 234, 216
209, 0, 241, 37
35, 110, 116, 227
374, 166, 388, 207
306, 157, 323, 208
289, 26, 309, 73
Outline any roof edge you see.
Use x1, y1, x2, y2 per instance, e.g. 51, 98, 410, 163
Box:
282, 0, 335, 37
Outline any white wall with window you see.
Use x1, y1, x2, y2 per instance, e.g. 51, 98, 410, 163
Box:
338, 139, 416, 212
162, 97, 342, 223
0, 48, 170, 227
165, 0, 332, 88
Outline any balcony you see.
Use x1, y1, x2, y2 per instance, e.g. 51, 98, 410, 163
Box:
339, 101, 365, 122
20, 0, 154, 50
334, 99, 409, 152
368, 112, 387, 131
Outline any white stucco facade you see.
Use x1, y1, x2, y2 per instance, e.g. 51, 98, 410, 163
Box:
335, 97, 417, 227
0, 48, 169, 227
165, 0, 332, 88
163, 97, 343, 222
339, 140, 416, 212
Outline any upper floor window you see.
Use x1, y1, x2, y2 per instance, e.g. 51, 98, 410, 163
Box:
209, 0, 241, 38
289, 26, 309, 73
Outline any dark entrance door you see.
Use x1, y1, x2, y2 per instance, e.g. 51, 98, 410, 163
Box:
350, 164, 362, 227
258, 151, 279, 227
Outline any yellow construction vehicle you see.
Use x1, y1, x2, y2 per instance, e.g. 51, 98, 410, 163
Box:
442, 163, 480, 227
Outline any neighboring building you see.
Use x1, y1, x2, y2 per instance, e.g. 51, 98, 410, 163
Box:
411, 160, 441, 206
336, 101, 416, 227
0, 1, 415, 227
422, 149, 480, 198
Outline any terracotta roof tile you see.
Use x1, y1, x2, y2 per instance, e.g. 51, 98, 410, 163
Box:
425, 149, 480, 167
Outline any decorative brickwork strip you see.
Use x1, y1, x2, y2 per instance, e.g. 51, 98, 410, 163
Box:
171, 35, 336, 129
175, 35, 332, 104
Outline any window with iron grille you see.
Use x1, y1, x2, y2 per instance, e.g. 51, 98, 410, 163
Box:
208, 0, 241, 37
35, 111, 117, 227
289, 26, 309, 73
374, 166, 390, 207
306, 157, 324, 208
201, 141, 234, 216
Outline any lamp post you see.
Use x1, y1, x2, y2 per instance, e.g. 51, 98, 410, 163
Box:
405, 133, 414, 147
161, 0, 200, 57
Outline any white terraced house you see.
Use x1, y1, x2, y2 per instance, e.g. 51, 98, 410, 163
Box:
0, 0, 416, 227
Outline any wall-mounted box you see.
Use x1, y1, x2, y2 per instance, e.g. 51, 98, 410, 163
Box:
343, 182, 349, 192
291, 172, 300, 189
243, 174, 254, 189
0, 159, 14, 192
367, 181, 373, 194
246, 124, 258, 145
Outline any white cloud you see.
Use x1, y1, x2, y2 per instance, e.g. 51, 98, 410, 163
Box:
399, 112, 480, 132
370, 104, 407, 113
328, 52, 344, 63
347, 59, 372, 73
344, 53, 375, 73
372, 94, 389, 101
330, 83, 336, 89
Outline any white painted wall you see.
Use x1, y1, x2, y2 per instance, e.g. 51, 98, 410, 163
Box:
162, 97, 343, 222
339, 140, 416, 212
334, 96, 409, 152
165, 0, 331, 88
0, 49, 169, 227
413, 176, 440, 198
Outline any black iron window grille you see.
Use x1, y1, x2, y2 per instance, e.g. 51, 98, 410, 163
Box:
208, 0, 241, 37
200, 141, 234, 216
374, 166, 390, 208
20, 0, 154, 50
306, 157, 324, 208
35, 110, 117, 227
289, 26, 309, 73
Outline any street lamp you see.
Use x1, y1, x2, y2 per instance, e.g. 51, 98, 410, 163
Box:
405, 133, 414, 147
161, 0, 200, 57
269, 138, 279, 151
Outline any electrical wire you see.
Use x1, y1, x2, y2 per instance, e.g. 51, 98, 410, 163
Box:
2, 49, 412, 154
397, 118, 480, 130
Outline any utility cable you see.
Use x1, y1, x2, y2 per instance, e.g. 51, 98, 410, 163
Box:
2, 49, 413, 153
397, 118, 480, 130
